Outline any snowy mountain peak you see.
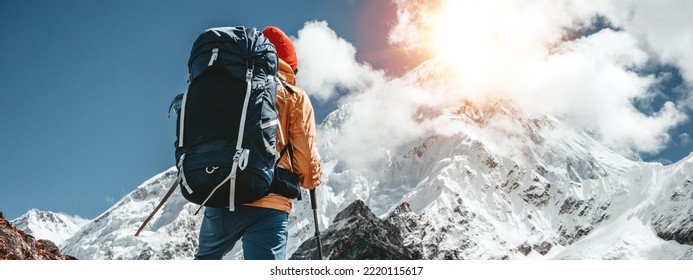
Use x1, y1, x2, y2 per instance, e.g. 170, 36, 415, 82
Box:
309, 58, 693, 259
11, 209, 89, 246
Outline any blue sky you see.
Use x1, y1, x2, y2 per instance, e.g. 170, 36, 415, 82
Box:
0, 0, 408, 220
1, 0, 691, 220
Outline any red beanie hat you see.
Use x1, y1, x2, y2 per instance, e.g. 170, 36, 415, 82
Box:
262, 26, 298, 72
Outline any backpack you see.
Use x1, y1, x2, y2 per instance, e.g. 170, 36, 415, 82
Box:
171, 26, 279, 211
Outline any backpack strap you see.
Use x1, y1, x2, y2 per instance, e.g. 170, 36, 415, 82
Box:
276, 76, 296, 171
277, 116, 300, 201
279, 79, 296, 95
227, 66, 254, 211
277, 143, 295, 172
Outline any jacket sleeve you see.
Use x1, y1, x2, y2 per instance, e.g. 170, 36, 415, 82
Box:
288, 88, 322, 189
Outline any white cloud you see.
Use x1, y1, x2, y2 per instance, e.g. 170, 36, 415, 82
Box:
328, 80, 441, 168
293, 21, 387, 102
388, 0, 430, 49
516, 30, 686, 154
386, 0, 689, 156
387, 0, 606, 56
681, 133, 691, 146
297, 1, 691, 169
67, 213, 91, 225
606, 0, 693, 83
291, 21, 414, 168
605, 0, 693, 118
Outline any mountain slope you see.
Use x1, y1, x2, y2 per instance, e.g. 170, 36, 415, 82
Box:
300, 58, 693, 259
62, 58, 693, 259
61, 168, 203, 260
11, 209, 89, 246
293, 108, 693, 259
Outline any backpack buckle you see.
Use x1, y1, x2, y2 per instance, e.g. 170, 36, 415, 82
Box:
234, 148, 250, 170
245, 68, 253, 81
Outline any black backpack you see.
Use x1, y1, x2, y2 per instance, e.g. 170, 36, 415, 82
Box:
171, 26, 279, 211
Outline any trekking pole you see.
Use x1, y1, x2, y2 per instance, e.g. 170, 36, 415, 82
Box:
135, 177, 180, 236
309, 189, 323, 260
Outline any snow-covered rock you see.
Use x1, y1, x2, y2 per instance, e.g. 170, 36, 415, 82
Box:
291, 200, 418, 260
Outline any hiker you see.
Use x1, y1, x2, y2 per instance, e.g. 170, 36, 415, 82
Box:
194, 26, 322, 260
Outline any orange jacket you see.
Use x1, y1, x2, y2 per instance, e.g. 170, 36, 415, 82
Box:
245, 59, 322, 212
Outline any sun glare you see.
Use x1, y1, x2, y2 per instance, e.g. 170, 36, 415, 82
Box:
429, 0, 552, 83
433, 2, 496, 69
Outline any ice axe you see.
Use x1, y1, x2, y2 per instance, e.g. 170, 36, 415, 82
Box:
135, 177, 180, 236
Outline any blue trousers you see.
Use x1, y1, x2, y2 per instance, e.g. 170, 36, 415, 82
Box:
195, 206, 289, 260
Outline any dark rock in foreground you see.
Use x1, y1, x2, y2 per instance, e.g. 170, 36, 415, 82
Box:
290, 200, 419, 260
0, 214, 76, 260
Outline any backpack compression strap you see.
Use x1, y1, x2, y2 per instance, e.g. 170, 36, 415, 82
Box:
227, 67, 254, 211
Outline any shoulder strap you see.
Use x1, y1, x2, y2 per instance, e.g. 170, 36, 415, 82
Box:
278, 143, 295, 172
279, 78, 296, 95
277, 77, 296, 171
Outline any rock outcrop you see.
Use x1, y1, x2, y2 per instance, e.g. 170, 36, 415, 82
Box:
0, 214, 76, 260
290, 200, 419, 260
